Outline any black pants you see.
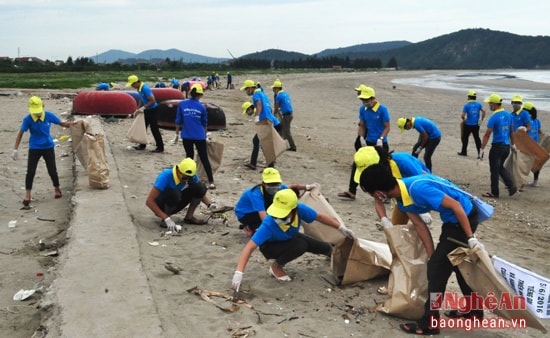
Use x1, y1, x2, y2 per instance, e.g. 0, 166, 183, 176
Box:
140, 107, 164, 151
238, 213, 263, 231
413, 137, 440, 172
281, 114, 296, 149
259, 232, 332, 267
418, 207, 482, 329
489, 143, 514, 197
26, 148, 59, 190
347, 137, 389, 194
182, 139, 214, 183
461, 124, 481, 156
156, 181, 207, 216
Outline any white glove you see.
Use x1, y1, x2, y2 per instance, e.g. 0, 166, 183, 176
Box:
511, 144, 517, 151
420, 212, 432, 225
479, 150, 484, 160
254, 116, 260, 123
208, 202, 219, 211
359, 136, 367, 147
376, 138, 383, 147
305, 182, 320, 191
232, 271, 243, 291
468, 236, 485, 250
164, 217, 177, 232
414, 146, 423, 155
11, 149, 18, 160
338, 225, 356, 239
380, 217, 393, 229
173, 134, 179, 144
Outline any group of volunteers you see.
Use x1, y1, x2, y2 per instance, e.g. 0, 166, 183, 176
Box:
11, 75, 543, 336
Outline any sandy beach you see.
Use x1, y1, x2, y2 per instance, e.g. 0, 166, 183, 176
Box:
1, 70, 550, 337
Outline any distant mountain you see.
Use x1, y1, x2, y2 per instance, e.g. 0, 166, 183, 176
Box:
93, 49, 228, 64
314, 41, 411, 58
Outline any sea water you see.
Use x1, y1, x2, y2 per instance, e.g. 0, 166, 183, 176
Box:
393, 70, 550, 112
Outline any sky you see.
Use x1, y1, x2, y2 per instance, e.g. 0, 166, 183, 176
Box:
1, 0, 549, 62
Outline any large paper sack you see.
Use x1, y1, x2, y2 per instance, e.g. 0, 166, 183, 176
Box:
86, 133, 110, 189
125, 111, 147, 144
503, 148, 534, 188
70, 120, 92, 167
376, 224, 429, 320
514, 128, 550, 173
493, 255, 550, 319
331, 237, 391, 285
196, 141, 224, 180
255, 120, 286, 165
299, 187, 345, 244
448, 247, 547, 333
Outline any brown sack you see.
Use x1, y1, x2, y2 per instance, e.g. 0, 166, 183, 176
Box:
448, 247, 547, 333
125, 110, 147, 145
376, 224, 429, 320
503, 148, 534, 188
514, 127, 550, 173
299, 187, 345, 244
196, 141, 224, 180
70, 119, 92, 167
331, 237, 391, 285
86, 133, 110, 189
538, 133, 550, 153
255, 120, 287, 165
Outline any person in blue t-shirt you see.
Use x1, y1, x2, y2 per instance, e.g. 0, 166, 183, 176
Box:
458, 90, 486, 157
354, 146, 432, 228
96, 82, 114, 91
12, 96, 75, 206
145, 158, 222, 230
241, 79, 281, 170
359, 164, 485, 335
272, 79, 296, 151
397, 116, 441, 172
524, 102, 543, 187
510, 94, 531, 132
170, 78, 179, 89
480, 93, 517, 198
226, 72, 233, 89
175, 84, 215, 189
234, 168, 320, 236
126, 75, 164, 153
231, 189, 355, 290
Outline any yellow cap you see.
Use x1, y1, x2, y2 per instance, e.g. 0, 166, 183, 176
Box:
271, 79, 283, 88
262, 168, 282, 184
354, 84, 368, 92
511, 94, 523, 103
353, 147, 381, 183
357, 87, 375, 100
484, 93, 502, 104
467, 90, 476, 96
126, 75, 139, 87
29, 96, 44, 114
267, 189, 298, 218
397, 117, 407, 133
177, 158, 197, 177
191, 83, 204, 94
240, 79, 255, 90
241, 101, 253, 115
109, 82, 115, 87
523, 102, 534, 111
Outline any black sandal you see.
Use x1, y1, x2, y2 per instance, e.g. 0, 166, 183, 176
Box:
400, 323, 440, 335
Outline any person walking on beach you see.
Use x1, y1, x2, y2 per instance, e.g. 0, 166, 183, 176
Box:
234, 168, 320, 236
175, 84, 216, 189
12, 96, 75, 206
359, 164, 484, 335
524, 102, 543, 187
458, 90, 485, 158
226, 72, 233, 89
272, 79, 297, 151
126, 74, 164, 153
338, 86, 390, 200
479, 93, 517, 198
145, 158, 223, 229
241, 79, 281, 170
510, 94, 531, 132
231, 189, 355, 290
397, 116, 441, 171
